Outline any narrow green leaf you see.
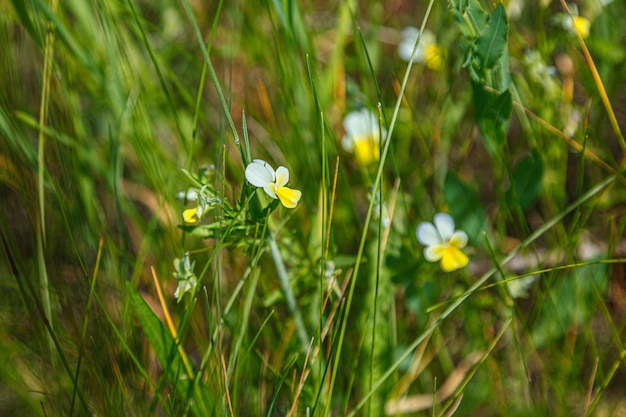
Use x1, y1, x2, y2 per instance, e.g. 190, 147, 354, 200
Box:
127, 283, 191, 394
474, 3, 508, 70
444, 172, 488, 244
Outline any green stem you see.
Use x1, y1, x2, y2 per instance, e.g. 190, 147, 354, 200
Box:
268, 233, 310, 353
324, 0, 437, 413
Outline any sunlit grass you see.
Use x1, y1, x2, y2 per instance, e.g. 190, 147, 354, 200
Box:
2, 0, 626, 416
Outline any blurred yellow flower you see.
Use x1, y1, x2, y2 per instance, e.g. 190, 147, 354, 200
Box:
416, 213, 469, 272
341, 109, 386, 167
571, 16, 590, 38
245, 159, 302, 208
561, 7, 590, 39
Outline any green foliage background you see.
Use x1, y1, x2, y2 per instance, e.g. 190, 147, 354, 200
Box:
1, 0, 626, 415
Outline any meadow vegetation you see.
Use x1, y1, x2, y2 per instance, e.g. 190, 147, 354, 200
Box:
1, 0, 626, 415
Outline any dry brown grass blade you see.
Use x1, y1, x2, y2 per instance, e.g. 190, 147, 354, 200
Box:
150, 266, 195, 378
512, 101, 626, 185
558, 0, 626, 154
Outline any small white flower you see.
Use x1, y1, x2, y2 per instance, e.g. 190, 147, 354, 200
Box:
173, 252, 198, 301
174, 277, 197, 300
416, 213, 469, 272
245, 159, 302, 208
341, 109, 386, 167
398, 27, 444, 71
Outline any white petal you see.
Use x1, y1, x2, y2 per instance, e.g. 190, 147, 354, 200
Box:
245, 160, 275, 187
342, 110, 364, 136
433, 213, 455, 240
416, 221, 441, 246
398, 28, 436, 63
263, 183, 278, 199
275, 166, 290, 188
424, 245, 444, 262
398, 27, 419, 62
343, 109, 378, 138
449, 230, 468, 249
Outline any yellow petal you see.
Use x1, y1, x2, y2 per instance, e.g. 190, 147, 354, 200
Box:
275, 186, 302, 208
353, 136, 380, 166
183, 208, 199, 224
424, 44, 444, 71
440, 246, 469, 272
573, 16, 590, 39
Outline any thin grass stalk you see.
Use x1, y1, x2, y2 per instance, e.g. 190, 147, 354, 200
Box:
125, 0, 186, 144
268, 233, 310, 352
70, 238, 103, 417
150, 267, 195, 378
189, 0, 224, 171
181, 0, 245, 165
36, 0, 57, 368
324, 0, 436, 412
557, 0, 626, 154
226, 268, 261, 381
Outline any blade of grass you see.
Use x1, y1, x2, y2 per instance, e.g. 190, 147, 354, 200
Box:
324, 0, 437, 412
557, 0, 626, 154
124, 0, 185, 147
70, 238, 103, 417
181, 0, 245, 166
36, 0, 57, 371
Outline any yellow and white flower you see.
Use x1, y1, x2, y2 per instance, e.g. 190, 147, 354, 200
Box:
245, 159, 302, 208
416, 213, 469, 272
341, 109, 386, 167
560, 6, 591, 39
397, 27, 444, 71
180, 185, 221, 224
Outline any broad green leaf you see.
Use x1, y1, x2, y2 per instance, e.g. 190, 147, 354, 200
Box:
127, 283, 191, 395
497, 45, 511, 91
472, 83, 512, 157
444, 172, 488, 244
506, 151, 544, 210
474, 3, 508, 71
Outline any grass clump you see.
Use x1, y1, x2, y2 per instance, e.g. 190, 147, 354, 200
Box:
2, 0, 626, 416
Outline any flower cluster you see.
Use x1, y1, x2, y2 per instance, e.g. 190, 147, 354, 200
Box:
245, 159, 302, 208
416, 213, 469, 272
342, 109, 387, 167
172, 252, 198, 301
180, 185, 222, 224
